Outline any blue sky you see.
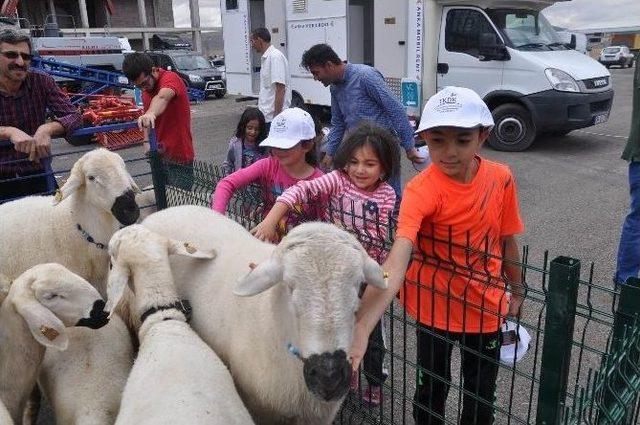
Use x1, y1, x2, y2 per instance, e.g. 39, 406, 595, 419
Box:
173, 0, 639, 31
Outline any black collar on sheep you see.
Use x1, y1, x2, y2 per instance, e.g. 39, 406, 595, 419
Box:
76, 224, 107, 250
140, 299, 193, 324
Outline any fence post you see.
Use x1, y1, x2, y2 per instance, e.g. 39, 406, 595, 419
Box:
147, 130, 167, 210
598, 277, 640, 423
536, 256, 581, 425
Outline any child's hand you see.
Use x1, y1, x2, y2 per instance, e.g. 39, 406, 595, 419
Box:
348, 322, 370, 374
251, 220, 278, 243
507, 294, 524, 318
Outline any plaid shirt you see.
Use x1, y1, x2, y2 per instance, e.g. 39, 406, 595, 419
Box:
0, 70, 81, 176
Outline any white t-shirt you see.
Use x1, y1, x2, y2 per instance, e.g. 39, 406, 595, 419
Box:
258, 45, 292, 122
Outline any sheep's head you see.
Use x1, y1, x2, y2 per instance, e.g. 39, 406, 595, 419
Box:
234, 222, 387, 402
105, 225, 216, 316
10, 263, 109, 351
54, 148, 141, 225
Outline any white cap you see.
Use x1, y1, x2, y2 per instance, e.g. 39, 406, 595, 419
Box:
260, 108, 316, 149
500, 321, 531, 365
415, 86, 494, 134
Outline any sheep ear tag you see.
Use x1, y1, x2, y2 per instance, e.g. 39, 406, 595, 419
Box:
167, 239, 216, 259
234, 259, 283, 297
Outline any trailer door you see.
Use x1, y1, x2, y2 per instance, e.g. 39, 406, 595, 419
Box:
221, 0, 253, 96
285, 0, 348, 106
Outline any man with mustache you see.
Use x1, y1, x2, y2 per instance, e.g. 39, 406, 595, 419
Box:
0, 29, 81, 201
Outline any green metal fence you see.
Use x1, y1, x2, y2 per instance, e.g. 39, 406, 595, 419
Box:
149, 158, 640, 425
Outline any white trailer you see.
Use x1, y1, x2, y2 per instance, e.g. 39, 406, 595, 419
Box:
221, 0, 613, 151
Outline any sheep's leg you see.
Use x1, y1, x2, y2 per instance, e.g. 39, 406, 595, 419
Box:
22, 385, 42, 425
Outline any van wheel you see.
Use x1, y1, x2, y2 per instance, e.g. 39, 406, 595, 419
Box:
291, 92, 305, 109
488, 104, 536, 151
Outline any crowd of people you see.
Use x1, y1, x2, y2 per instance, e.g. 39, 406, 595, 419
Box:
1, 25, 638, 424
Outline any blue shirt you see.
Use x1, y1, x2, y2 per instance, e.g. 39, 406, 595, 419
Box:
326, 63, 415, 156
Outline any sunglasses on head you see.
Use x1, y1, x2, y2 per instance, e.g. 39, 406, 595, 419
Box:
1, 51, 33, 61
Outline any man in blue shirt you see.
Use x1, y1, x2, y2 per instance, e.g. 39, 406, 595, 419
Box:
301, 44, 424, 196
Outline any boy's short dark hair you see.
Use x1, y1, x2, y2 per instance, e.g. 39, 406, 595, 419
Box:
251, 28, 271, 43
301, 44, 342, 70
122, 52, 154, 81
333, 122, 401, 181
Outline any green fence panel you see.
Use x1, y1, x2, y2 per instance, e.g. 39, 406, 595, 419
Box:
536, 256, 581, 424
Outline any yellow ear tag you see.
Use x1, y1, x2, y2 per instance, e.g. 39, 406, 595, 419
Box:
54, 189, 63, 203
383, 271, 389, 281
40, 325, 60, 341
183, 242, 197, 254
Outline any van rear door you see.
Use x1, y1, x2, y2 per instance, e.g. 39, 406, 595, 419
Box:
285, 0, 347, 106
221, 0, 253, 96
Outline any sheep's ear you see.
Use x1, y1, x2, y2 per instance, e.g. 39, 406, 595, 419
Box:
168, 239, 216, 259
234, 258, 282, 297
363, 256, 387, 290
53, 157, 85, 205
14, 298, 69, 351
105, 262, 130, 317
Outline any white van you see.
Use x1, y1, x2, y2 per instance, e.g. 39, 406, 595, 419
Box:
221, 0, 613, 151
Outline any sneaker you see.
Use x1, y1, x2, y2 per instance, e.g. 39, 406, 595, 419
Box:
362, 385, 382, 407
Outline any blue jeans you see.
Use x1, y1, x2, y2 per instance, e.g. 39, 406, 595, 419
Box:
615, 162, 640, 284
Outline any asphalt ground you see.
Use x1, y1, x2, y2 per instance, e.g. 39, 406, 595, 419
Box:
34, 66, 635, 424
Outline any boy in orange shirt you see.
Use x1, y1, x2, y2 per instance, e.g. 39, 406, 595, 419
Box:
349, 86, 525, 424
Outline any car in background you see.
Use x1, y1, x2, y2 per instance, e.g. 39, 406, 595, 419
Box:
146, 50, 226, 99
599, 46, 635, 68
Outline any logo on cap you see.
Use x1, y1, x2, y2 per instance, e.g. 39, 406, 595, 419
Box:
273, 118, 287, 134
435, 91, 462, 113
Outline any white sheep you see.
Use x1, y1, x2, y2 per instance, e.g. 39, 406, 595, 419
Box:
105, 224, 255, 425
0, 263, 110, 424
0, 148, 140, 297
38, 315, 133, 425
142, 205, 387, 424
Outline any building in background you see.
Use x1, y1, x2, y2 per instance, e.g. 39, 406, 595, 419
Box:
575, 25, 640, 59
9, 0, 221, 55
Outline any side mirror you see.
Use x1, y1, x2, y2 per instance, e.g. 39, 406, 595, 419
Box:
568, 34, 577, 50
478, 33, 509, 61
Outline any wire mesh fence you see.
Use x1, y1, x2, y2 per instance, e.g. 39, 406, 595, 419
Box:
150, 158, 640, 425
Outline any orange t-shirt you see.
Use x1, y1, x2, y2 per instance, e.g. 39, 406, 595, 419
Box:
396, 156, 524, 333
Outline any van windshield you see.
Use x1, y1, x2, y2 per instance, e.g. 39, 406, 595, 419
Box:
603, 47, 621, 54
173, 55, 212, 71
487, 9, 565, 51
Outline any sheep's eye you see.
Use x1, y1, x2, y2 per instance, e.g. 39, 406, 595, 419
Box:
87, 175, 95, 181
43, 294, 59, 301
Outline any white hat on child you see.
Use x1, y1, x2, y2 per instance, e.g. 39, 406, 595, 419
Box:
415, 86, 494, 134
499, 320, 531, 365
260, 107, 316, 149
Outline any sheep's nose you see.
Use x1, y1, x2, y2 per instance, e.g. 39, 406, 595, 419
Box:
76, 299, 110, 329
303, 350, 351, 401
112, 190, 140, 225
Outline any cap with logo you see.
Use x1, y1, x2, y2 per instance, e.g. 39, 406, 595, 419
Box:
260, 107, 317, 149
500, 320, 531, 365
415, 86, 494, 134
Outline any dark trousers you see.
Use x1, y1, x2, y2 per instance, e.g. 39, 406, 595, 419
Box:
414, 326, 500, 425
615, 162, 640, 284
0, 170, 53, 203
363, 319, 386, 386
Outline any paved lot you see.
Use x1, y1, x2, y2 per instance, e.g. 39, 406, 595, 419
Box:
36, 67, 634, 424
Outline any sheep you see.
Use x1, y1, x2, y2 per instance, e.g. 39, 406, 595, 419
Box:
0, 263, 109, 424
0, 148, 140, 298
0, 399, 13, 425
38, 315, 133, 425
141, 205, 387, 424
105, 224, 255, 425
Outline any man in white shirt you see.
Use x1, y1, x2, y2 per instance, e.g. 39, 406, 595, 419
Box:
250, 28, 291, 130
